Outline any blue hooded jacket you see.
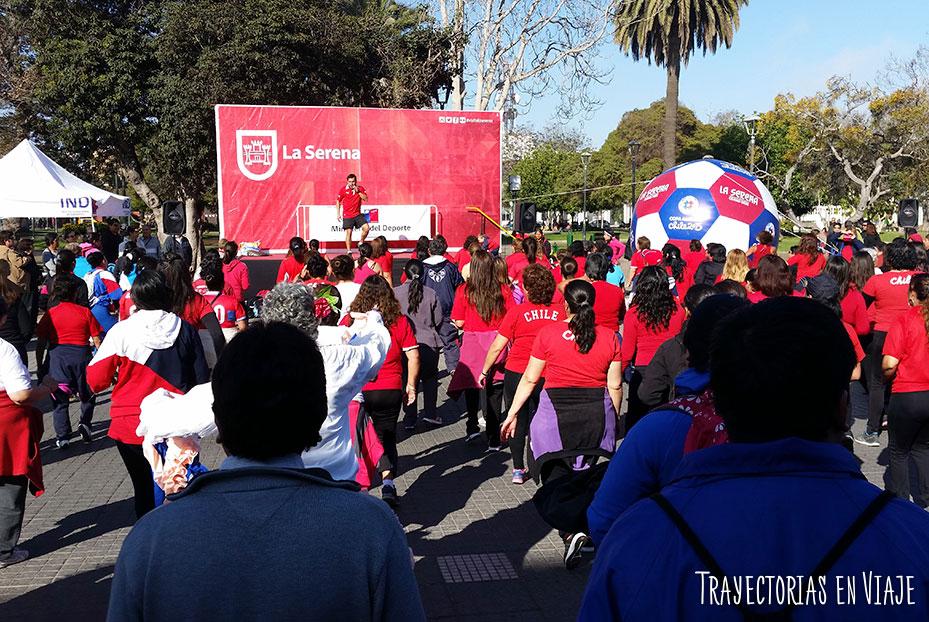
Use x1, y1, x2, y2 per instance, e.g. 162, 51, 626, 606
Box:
580, 438, 929, 621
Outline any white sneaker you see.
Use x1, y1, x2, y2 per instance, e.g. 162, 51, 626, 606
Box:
0, 548, 29, 568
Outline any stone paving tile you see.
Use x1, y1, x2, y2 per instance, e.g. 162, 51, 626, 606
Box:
0, 362, 890, 621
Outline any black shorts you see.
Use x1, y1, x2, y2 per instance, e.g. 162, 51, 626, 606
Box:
342, 214, 368, 230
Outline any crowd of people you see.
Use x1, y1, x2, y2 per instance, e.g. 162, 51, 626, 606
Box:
3, 216, 929, 619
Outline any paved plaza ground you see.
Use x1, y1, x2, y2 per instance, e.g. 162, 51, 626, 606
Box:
0, 354, 889, 621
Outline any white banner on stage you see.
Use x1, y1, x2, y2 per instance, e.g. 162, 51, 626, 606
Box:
296, 204, 434, 245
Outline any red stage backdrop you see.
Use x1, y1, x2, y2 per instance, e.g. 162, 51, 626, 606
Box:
215, 105, 502, 252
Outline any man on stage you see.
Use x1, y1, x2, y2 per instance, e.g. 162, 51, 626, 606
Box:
337, 173, 369, 252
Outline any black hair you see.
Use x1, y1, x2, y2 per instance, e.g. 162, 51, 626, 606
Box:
158, 252, 196, 315
304, 252, 329, 279
885, 239, 918, 270
522, 236, 538, 263
682, 283, 714, 313
86, 251, 106, 269
330, 254, 355, 281
56, 249, 76, 274
201, 254, 225, 292
346, 173, 357, 181
130, 269, 171, 311
428, 235, 448, 257
223, 241, 238, 264
560, 256, 578, 280
564, 279, 597, 354
308, 239, 320, 252
706, 243, 727, 263
115, 251, 137, 277
212, 322, 327, 459
45, 232, 58, 246
403, 259, 425, 314
569, 240, 586, 258
51, 272, 80, 303
136, 255, 159, 272
661, 243, 686, 282
584, 253, 611, 281
711, 297, 854, 443
357, 242, 373, 267
823, 255, 851, 298
415, 236, 430, 261
631, 266, 677, 330
712, 279, 748, 299
683, 294, 750, 372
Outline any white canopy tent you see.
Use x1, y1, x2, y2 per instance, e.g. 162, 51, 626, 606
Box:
0, 139, 129, 218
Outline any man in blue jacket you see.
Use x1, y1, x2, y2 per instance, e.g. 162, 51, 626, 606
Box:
107, 322, 425, 621
580, 297, 929, 621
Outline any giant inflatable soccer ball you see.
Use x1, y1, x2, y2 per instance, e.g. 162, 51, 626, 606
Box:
631, 158, 780, 252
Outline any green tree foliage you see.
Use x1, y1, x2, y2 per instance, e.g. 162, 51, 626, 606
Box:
4, 0, 451, 257
614, 0, 748, 168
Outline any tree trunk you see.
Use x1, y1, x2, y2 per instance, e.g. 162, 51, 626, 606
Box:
183, 196, 203, 270
116, 148, 163, 240
662, 59, 680, 169
450, 0, 466, 111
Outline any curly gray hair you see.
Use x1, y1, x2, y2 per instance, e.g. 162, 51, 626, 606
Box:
260, 282, 319, 340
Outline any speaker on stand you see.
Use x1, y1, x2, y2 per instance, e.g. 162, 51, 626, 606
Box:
162, 201, 187, 235
515, 202, 537, 234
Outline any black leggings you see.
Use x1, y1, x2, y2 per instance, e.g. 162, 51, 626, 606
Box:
886, 390, 929, 506
363, 389, 403, 477
403, 344, 440, 424
503, 370, 543, 470
116, 441, 155, 519
465, 382, 505, 446
864, 330, 890, 433
624, 366, 649, 433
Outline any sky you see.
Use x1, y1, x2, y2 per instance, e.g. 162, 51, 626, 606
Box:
519, 0, 929, 147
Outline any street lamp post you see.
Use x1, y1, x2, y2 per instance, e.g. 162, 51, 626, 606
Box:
581, 151, 591, 239
435, 82, 452, 110
628, 140, 640, 227
742, 113, 760, 173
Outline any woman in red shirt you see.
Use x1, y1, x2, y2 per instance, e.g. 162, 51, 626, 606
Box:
448, 250, 514, 449
823, 255, 869, 336
584, 253, 624, 333
370, 236, 393, 286
220, 240, 250, 302
787, 234, 826, 283
480, 265, 561, 484
747, 255, 793, 304
882, 273, 929, 505
160, 253, 226, 365
276, 237, 308, 283
622, 266, 686, 430
857, 240, 919, 446
747, 230, 776, 268
344, 275, 419, 506
500, 279, 622, 566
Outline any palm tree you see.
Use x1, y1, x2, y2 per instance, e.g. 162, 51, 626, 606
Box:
614, 0, 749, 169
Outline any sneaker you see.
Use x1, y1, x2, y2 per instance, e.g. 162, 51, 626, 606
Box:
421, 416, 443, 426
512, 469, 527, 485
853, 431, 880, 447
78, 423, 92, 444
484, 445, 501, 454
0, 548, 29, 568
564, 533, 591, 570
55, 438, 70, 450
381, 483, 399, 507
465, 432, 482, 443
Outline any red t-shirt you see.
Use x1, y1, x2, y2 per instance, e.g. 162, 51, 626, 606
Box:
180, 293, 214, 329
360, 315, 417, 391
621, 305, 686, 368
451, 286, 514, 332
843, 321, 865, 363
497, 302, 563, 374
119, 291, 136, 320
36, 302, 103, 346
204, 291, 246, 329
591, 280, 625, 332
530, 323, 621, 389
573, 255, 587, 277
374, 253, 392, 277
455, 248, 471, 267
787, 253, 826, 282
631, 249, 663, 270
841, 287, 870, 336
506, 254, 531, 281
193, 278, 208, 296
863, 271, 918, 332
277, 256, 305, 283
884, 307, 929, 392
337, 184, 366, 218
748, 244, 774, 269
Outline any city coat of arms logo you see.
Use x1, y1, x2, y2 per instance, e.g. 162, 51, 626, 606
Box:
236, 129, 278, 181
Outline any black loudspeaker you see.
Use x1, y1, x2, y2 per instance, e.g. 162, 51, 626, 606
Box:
515, 202, 537, 233
162, 201, 186, 235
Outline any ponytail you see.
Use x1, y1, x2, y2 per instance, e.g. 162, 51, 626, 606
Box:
357, 242, 373, 268
910, 273, 929, 348
564, 279, 598, 354
404, 259, 425, 314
